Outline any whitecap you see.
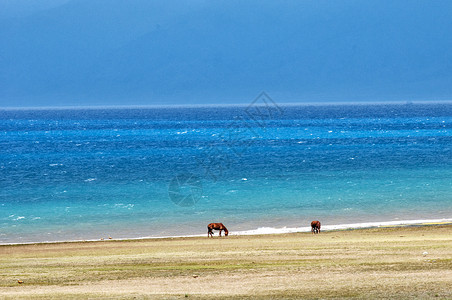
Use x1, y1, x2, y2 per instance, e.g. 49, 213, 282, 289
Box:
114, 203, 134, 210
84, 178, 97, 182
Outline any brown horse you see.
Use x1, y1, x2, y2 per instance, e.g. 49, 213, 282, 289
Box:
207, 223, 229, 237
311, 220, 321, 234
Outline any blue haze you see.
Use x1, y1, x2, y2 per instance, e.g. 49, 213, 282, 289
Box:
1, 0, 452, 107
1, 104, 452, 243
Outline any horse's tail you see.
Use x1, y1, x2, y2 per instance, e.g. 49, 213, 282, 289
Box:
207, 224, 213, 237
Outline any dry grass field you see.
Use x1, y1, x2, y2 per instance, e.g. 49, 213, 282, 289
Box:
1, 225, 451, 299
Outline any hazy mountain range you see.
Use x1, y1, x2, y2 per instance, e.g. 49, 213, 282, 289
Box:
1, 0, 451, 107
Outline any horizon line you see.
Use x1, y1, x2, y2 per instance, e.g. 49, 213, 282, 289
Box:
2, 99, 452, 111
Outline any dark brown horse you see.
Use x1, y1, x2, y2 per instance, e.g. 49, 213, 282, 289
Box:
311, 220, 321, 234
207, 223, 229, 237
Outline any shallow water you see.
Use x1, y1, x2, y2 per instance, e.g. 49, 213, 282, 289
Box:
1, 103, 452, 243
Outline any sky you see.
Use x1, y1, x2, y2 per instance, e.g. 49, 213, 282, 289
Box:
1, 0, 452, 107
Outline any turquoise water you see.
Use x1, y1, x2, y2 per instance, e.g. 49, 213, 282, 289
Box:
1, 104, 452, 243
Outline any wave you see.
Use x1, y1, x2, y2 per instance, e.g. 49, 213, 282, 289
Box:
230, 218, 452, 236
2, 218, 451, 246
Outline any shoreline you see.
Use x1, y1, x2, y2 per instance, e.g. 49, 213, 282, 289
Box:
2, 217, 451, 246
1, 223, 452, 299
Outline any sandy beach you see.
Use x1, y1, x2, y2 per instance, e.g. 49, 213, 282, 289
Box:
1, 224, 451, 299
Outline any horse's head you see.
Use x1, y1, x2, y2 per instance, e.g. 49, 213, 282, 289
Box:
224, 229, 229, 236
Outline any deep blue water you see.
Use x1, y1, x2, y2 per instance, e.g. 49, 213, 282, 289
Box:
1, 104, 452, 243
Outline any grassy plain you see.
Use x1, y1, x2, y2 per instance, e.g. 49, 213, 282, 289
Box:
1, 225, 451, 299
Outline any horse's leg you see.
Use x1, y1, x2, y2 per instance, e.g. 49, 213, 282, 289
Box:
219, 230, 222, 237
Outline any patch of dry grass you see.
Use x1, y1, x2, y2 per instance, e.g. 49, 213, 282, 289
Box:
0, 225, 451, 299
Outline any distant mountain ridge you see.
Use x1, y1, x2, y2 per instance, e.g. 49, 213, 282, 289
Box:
1, 0, 452, 106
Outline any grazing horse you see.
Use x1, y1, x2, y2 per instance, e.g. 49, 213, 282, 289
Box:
207, 223, 229, 237
311, 220, 321, 234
